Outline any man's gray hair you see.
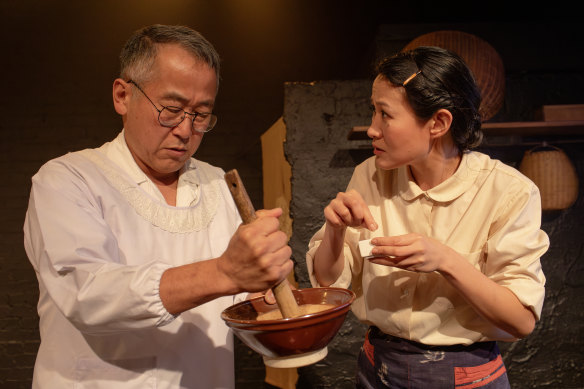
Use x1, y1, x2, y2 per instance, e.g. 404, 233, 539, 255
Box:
119, 24, 220, 85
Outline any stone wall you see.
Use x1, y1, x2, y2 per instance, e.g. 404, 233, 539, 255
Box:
284, 80, 371, 387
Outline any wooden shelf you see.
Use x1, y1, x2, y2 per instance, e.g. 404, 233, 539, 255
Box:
480, 120, 584, 136
348, 120, 584, 140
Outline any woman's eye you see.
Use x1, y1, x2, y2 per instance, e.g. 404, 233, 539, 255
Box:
370, 105, 390, 119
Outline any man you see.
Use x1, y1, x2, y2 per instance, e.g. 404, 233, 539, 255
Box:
23, 24, 293, 388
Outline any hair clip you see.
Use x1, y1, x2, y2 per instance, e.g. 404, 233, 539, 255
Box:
402, 70, 422, 86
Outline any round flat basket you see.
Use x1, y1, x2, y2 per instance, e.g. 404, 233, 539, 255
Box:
403, 30, 505, 122
519, 146, 579, 210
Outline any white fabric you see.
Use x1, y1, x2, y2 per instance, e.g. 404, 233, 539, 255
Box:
24, 131, 243, 388
103, 132, 206, 208
306, 152, 549, 346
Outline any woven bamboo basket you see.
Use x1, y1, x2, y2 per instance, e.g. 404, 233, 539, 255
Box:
519, 145, 579, 210
403, 30, 505, 122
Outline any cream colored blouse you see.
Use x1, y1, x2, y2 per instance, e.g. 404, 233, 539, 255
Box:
306, 151, 548, 346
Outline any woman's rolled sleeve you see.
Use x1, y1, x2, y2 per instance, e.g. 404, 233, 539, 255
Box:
306, 225, 362, 289
486, 183, 549, 319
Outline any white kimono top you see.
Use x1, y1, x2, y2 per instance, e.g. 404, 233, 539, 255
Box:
307, 152, 549, 346
24, 131, 242, 388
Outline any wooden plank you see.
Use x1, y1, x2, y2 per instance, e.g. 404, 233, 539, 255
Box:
260, 117, 299, 389
536, 104, 584, 121
481, 121, 584, 136
348, 126, 369, 140
348, 121, 584, 140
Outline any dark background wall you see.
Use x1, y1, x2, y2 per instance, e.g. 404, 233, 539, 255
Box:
1, 0, 582, 388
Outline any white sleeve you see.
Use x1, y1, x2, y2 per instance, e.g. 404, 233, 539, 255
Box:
24, 159, 176, 334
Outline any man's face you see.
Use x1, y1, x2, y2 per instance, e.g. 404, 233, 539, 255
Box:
116, 44, 218, 183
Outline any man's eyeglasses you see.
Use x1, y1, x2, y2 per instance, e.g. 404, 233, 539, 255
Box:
128, 80, 217, 133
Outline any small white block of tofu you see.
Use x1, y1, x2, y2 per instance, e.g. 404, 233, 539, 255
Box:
358, 239, 376, 259
359, 238, 393, 260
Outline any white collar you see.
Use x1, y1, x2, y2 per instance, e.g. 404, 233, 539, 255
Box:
99, 130, 201, 206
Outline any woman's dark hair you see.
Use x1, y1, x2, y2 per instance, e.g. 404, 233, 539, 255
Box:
375, 46, 483, 151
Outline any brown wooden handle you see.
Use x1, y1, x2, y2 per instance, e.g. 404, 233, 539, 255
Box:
224, 169, 300, 318
271, 279, 299, 318
224, 169, 257, 224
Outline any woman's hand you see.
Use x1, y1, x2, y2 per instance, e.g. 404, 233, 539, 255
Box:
248, 283, 297, 305
367, 233, 450, 272
324, 189, 378, 231
368, 233, 537, 338
247, 289, 277, 304
314, 190, 377, 287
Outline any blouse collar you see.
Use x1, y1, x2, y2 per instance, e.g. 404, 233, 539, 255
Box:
399, 151, 481, 203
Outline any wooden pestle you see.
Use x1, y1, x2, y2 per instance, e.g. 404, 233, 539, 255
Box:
224, 169, 301, 318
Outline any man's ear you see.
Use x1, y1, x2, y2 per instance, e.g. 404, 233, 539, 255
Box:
112, 79, 130, 115
429, 109, 453, 139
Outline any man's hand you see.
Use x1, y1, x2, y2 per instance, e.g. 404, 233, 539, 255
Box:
218, 208, 293, 294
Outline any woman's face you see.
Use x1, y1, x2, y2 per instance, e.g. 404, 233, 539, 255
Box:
367, 75, 433, 171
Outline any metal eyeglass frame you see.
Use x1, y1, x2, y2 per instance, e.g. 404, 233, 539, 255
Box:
127, 80, 217, 133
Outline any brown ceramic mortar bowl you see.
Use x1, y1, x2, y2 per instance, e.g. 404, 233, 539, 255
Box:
221, 287, 355, 367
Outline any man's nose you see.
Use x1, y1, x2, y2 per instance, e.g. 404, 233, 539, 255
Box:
173, 116, 194, 139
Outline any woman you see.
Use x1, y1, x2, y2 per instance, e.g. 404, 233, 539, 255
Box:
306, 46, 548, 388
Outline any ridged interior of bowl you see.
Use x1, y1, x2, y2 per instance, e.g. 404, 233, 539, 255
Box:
221, 287, 355, 326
